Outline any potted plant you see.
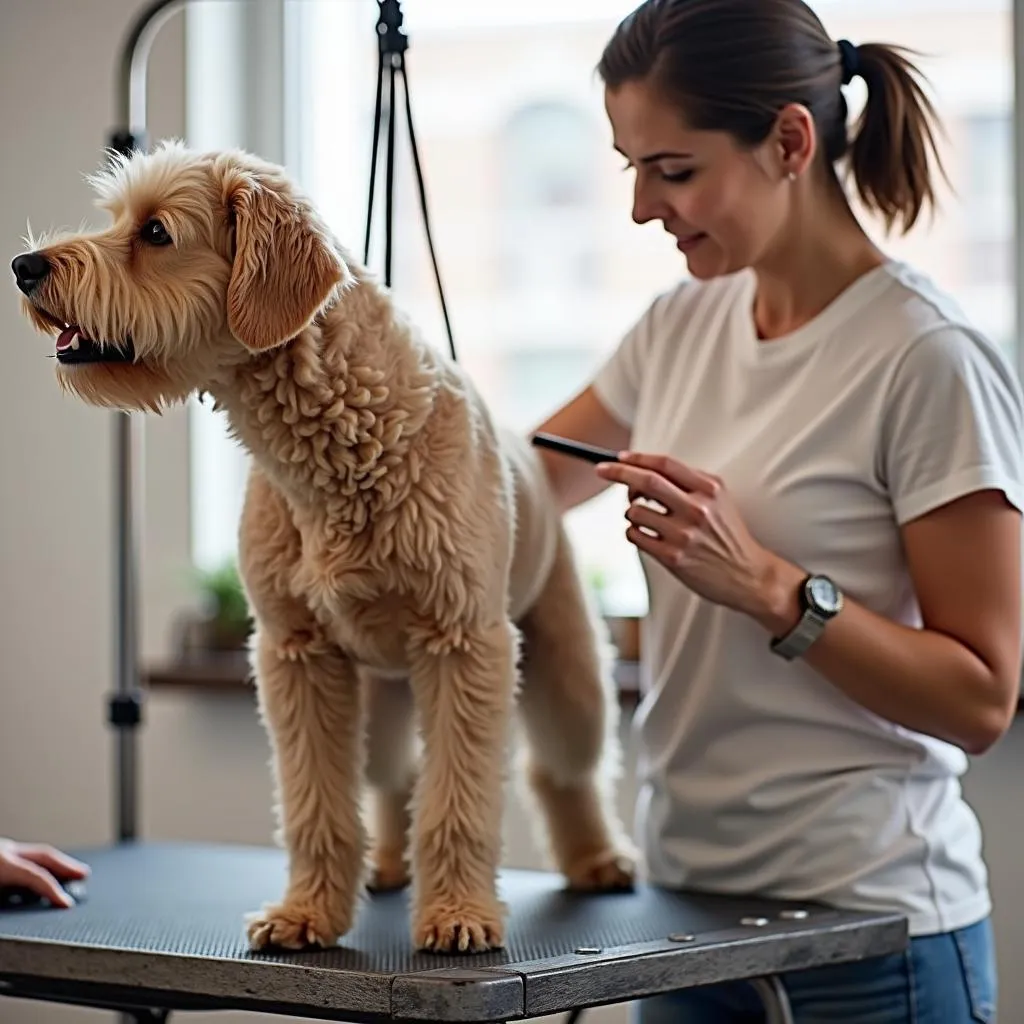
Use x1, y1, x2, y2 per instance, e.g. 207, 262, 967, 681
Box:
178, 558, 253, 655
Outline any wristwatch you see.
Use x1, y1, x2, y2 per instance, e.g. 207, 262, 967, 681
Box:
770, 574, 843, 660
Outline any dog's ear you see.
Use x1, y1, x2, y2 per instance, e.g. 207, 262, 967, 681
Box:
223, 167, 349, 352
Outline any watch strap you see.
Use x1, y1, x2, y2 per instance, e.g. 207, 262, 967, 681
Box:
770, 608, 827, 660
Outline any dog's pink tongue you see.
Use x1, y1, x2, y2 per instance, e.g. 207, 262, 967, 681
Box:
56, 325, 80, 352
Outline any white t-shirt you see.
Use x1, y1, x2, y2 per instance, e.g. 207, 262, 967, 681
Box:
590, 260, 1024, 937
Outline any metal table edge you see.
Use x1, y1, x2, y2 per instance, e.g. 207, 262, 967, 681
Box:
0, 907, 910, 1023
0, 934, 395, 1017
389, 966, 527, 1022
515, 910, 909, 1017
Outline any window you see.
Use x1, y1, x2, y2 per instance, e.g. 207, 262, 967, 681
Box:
189, 0, 1015, 621
498, 101, 601, 292
963, 113, 1014, 287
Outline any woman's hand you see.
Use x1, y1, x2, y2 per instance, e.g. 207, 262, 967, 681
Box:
596, 451, 786, 620
0, 838, 89, 907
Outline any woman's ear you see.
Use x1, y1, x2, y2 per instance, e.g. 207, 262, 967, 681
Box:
774, 103, 817, 179
221, 160, 350, 352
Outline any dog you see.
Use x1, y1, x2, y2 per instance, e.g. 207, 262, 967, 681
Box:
12, 140, 637, 954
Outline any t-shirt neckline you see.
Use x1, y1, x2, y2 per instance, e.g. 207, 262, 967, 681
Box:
733, 260, 901, 366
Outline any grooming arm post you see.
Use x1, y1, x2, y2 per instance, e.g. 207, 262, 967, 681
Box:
106, 0, 189, 850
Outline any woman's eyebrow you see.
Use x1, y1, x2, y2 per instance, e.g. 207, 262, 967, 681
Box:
613, 144, 695, 163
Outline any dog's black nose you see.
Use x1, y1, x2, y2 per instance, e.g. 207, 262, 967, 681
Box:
11, 252, 50, 295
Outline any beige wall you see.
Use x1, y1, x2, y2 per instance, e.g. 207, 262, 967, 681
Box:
0, 2, 1021, 1022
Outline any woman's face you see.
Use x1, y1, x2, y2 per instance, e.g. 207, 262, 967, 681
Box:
605, 79, 798, 280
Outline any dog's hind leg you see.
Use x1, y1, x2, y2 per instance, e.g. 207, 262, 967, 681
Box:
406, 617, 519, 953
237, 467, 367, 951
363, 675, 417, 892
516, 525, 638, 890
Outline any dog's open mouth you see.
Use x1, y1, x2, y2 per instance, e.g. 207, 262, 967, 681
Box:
54, 324, 136, 365
32, 303, 136, 365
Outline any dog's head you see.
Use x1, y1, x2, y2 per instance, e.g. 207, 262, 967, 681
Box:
11, 140, 352, 411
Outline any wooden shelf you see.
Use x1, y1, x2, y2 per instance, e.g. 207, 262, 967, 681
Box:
144, 651, 641, 701
145, 651, 251, 692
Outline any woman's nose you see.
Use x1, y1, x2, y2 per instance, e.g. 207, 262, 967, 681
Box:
631, 179, 662, 225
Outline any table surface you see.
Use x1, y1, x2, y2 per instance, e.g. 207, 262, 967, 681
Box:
0, 841, 907, 1022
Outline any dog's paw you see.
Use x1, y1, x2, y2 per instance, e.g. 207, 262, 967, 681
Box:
245, 901, 351, 951
366, 854, 411, 893
413, 899, 505, 953
564, 847, 637, 892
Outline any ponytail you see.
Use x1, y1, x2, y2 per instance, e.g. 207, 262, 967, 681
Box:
846, 43, 949, 234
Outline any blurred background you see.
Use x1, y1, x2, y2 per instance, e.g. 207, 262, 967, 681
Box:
1, 1, 1021, 1021
190, 0, 1016, 621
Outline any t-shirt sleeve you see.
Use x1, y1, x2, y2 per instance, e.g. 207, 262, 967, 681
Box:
880, 325, 1024, 525
590, 286, 678, 429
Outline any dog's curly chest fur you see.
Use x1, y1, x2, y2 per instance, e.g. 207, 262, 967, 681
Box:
218, 317, 439, 527
287, 524, 415, 674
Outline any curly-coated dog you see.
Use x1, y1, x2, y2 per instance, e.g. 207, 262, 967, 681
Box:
12, 140, 636, 953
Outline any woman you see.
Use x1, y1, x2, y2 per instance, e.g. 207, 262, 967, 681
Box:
533, 0, 1023, 1020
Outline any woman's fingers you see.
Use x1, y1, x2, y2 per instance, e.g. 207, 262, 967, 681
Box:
626, 499, 672, 537
625, 525, 683, 569
1, 856, 75, 907
17, 844, 90, 880
597, 462, 685, 512
617, 452, 721, 497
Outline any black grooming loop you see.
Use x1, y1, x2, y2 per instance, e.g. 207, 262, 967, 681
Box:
365, 0, 458, 361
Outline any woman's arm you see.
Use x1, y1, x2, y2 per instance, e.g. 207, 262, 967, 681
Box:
531, 385, 631, 513
597, 453, 1022, 755
754, 488, 1022, 755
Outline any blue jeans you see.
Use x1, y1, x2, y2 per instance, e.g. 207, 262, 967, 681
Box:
633, 917, 997, 1023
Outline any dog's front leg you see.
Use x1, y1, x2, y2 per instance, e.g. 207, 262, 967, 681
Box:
407, 618, 519, 953
245, 625, 366, 951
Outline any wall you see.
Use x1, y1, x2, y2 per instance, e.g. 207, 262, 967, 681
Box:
0, 1, 189, 851
0, 2, 1021, 1023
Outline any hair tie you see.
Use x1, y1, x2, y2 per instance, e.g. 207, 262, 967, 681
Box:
837, 38, 860, 85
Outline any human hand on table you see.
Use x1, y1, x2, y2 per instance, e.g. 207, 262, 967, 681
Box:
0, 837, 90, 907
595, 452, 790, 620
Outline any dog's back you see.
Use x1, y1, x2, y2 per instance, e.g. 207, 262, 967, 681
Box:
501, 426, 561, 621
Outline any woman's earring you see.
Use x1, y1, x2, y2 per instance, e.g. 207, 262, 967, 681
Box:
787, 170, 797, 182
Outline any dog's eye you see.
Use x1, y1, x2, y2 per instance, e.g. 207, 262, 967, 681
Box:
140, 219, 172, 246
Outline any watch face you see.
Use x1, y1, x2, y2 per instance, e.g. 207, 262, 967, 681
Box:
807, 575, 841, 615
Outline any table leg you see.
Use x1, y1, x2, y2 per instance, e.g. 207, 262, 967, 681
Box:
749, 976, 794, 1024
117, 1009, 169, 1024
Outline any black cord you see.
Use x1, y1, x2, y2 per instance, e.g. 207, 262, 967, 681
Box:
363, 26, 385, 270
400, 57, 456, 361
384, 55, 397, 289
364, 0, 457, 362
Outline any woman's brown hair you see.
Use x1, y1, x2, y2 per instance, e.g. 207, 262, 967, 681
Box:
597, 0, 947, 234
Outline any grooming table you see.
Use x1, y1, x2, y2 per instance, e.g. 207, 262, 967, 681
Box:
0, 841, 907, 1023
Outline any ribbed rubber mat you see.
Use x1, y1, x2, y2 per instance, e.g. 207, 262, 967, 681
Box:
0, 842, 810, 974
